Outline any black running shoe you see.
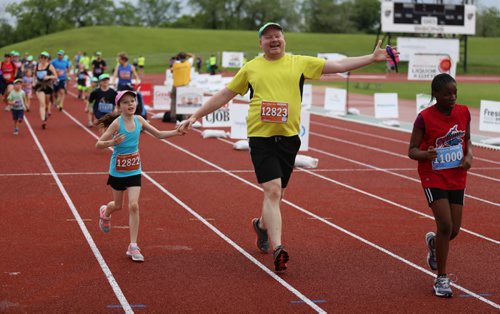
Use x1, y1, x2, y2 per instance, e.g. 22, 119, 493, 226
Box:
252, 218, 270, 253
273, 245, 289, 272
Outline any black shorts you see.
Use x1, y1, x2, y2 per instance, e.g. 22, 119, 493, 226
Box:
423, 188, 465, 206
249, 135, 301, 188
107, 174, 142, 191
34, 83, 53, 95
53, 80, 67, 92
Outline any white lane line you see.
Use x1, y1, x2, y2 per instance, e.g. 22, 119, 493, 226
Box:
24, 117, 133, 314
62, 110, 326, 314
150, 129, 499, 310
311, 131, 500, 207
3, 167, 500, 178
312, 121, 500, 167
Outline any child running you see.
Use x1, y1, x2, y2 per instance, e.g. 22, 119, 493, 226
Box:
408, 73, 473, 298
96, 90, 183, 262
8, 78, 28, 135
22, 68, 33, 111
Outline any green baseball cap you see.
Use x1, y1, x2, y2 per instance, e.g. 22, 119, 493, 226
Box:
14, 78, 23, 84
57, 49, 65, 55
95, 51, 102, 56
40, 51, 50, 58
91, 76, 99, 82
258, 22, 283, 38
27, 55, 33, 61
98, 73, 110, 81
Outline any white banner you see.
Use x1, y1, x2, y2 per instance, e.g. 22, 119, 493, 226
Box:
176, 86, 203, 114
416, 93, 435, 115
317, 53, 348, 78
397, 37, 460, 62
153, 85, 171, 110
408, 53, 457, 81
202, 96, 232, 128
302, 84, 312, 109
479, 100, 500, 133
229, 103, 249, 139
324, 87, 347, 115
299, 109, 310, 151
222, 52, 244, 68
374, 93, 399, 118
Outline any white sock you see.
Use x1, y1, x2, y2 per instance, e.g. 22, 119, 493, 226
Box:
130, 242, 138, 248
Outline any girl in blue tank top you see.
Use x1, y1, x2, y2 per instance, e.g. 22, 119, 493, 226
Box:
95, 90, 183, 262
113, 52, 140, 91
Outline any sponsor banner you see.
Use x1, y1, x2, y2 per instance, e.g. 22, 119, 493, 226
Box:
229, 103, 249, 139
416, 93, 435, 114
299, 109, 310, 151
222, 52, 244, 68
408, 53, 456, 81
137, 82, 152, 105
324, 87, 347, 115
397, 37, 460, 62
374, 93, 399, 118
302, 84, 312, 109
176, 86, 203, 114
202, 96, 232, 128
153, 85, 171, 110
479, 100, 500, 133
206, 74, 225, 94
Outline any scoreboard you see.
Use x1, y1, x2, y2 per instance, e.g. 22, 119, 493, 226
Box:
381, 1, 476, 35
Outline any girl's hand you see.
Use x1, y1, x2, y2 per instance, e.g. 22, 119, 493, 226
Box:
461, 154, 472, 170
112, 132, 125, 145
425, 146, 438, 161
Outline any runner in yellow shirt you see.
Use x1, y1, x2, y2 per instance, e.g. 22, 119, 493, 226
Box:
178, 22, 398, 272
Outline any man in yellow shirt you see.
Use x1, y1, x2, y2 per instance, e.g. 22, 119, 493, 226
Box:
168, 52, 194, 122
178, 22, 397, 272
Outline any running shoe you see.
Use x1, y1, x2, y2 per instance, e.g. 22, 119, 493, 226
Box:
252, 218, 269, 253
434, 275, 453, 298
126, 244, 144, 262
98, 205, 111, 233
425, 232, 437, 271
13, 128, 18, 135
273, 245, 289, 272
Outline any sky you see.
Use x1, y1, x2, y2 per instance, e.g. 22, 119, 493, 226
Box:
1, 0, 500, 24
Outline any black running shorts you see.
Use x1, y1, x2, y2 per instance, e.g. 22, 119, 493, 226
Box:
249, 135, 301, 188
423, 188, 465, 206
107, 174, 142, 191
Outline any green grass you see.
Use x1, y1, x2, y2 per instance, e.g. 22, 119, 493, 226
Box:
313, 80, 500, 108
2, 26, 500, 74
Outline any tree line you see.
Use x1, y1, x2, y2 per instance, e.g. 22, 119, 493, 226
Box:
1, 0, 499, 48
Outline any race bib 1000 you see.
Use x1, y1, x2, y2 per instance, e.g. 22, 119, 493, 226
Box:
260, 101, 288, 123
432, 145, 463, 170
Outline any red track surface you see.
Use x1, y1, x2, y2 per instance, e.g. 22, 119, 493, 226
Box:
1, 80, 499, 313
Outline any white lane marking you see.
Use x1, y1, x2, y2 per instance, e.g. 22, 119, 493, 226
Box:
311, 131, 500, 207
62, 110, 326, 313
151, 129, 500, 310
24, 117, 133, 314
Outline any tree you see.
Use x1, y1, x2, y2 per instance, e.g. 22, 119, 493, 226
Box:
476, 7, 500, 37
302, 0, 356, 33
113, 1, 142, 26
138, 0, 180, 27
351, 0, 380, 34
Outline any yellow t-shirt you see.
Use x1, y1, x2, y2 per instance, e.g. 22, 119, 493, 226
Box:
172, 61, 191, 87
227, 54, 325, 137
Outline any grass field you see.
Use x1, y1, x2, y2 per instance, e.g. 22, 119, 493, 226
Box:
2, 26, 500, 74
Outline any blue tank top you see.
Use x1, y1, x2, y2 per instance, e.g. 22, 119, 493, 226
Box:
109, 116, 142, 177
117, 64, 132, 85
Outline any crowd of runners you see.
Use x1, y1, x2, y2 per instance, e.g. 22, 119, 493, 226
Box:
0, 49, 144, 133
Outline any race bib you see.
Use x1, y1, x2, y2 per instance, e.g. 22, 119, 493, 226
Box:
116, 152, 141, 172
94, 68, 102, 75
13, 99, 23, 109
3, 72, 12, 80
57, 69, 65, 77
260, 101, 288, 123
119, 71, 131, 80
37, 70, 47, 80
98, 102, 113, 113
432, 145, 463, 170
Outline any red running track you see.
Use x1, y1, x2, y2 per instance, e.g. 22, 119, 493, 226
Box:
0, 84, 499, 313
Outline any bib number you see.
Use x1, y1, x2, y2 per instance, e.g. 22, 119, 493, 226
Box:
260, 101, 288, 123
3, 73, 11, 80
98, 102, 113, 113
116, 152, 141, 172
432, 145, 463, 170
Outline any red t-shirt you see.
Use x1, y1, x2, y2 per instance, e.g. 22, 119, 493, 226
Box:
415, 104, 470, 189
1, 61, 17, 83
